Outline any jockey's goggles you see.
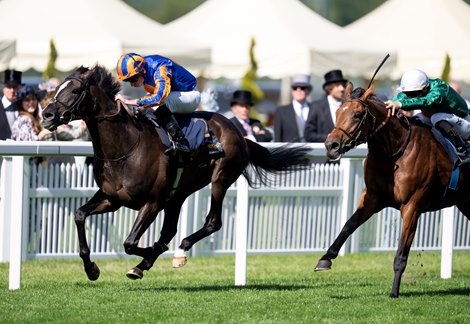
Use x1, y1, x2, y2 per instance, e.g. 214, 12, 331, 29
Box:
124, 74, 140, 83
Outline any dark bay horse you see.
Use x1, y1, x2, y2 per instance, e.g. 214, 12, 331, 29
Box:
41, 65, 310, 281
315, 83, 470, 298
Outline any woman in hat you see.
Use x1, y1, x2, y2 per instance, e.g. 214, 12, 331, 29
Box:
229, 90, 272, 142
10, 86, 50, 141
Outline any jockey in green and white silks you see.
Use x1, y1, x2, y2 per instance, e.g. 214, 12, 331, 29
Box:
385, 69, 470, 165
385, 70, 470, 165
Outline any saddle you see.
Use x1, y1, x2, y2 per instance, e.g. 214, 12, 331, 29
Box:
410, 115, 460, 192
143, 110, 224, 161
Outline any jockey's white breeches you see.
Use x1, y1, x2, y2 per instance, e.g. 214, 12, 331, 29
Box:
430, 113, 470, 140
160, 90, 201, 114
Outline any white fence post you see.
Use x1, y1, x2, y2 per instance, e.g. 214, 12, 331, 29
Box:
235, 176, 249, 286
441, 206, 454, 279
0, 157, 13, 262
338, 158, 352, 256
9, 156, 26, 290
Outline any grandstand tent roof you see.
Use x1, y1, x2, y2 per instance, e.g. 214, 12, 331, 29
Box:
0, 0, 209, 73
345, 0, 470, 82
165, 0, 355, 79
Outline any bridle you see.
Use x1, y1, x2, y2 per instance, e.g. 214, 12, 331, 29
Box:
334, 98, 411, 158
51, 76, 136, 122
50, 74, 141, 162
50, 77, 88, 123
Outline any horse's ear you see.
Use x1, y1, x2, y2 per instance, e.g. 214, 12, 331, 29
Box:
361, 85, 375, 101
345, 82, 353, 100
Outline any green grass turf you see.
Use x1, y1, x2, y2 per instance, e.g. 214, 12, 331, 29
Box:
0, 252, 469, 323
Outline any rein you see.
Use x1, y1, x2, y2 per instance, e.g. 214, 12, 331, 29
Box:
336, 98, 411, 158
93, 101, 141, 162
59, 76, 141, 162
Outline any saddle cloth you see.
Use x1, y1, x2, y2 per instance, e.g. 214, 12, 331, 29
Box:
411, 115, 460, 191
147, 111, 222, 155
410, 115, 459, 167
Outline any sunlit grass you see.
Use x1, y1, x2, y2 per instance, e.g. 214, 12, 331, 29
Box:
0, 252, 469, 323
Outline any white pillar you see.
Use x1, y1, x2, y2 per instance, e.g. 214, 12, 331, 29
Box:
234, 176, 249, 286
338, 158, 352, 256
440, 206, 454, 279
9, 156, 26, 290
0, 157, 13, 262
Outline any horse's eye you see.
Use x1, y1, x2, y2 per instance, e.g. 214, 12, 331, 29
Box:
352, 111, 364, 120
72, 89, 81, 95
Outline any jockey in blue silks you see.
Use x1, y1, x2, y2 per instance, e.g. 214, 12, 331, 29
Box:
115, 53, 201, 155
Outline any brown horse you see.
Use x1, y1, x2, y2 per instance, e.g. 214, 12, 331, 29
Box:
41, 65, 310, 281
314, 83, 470, 298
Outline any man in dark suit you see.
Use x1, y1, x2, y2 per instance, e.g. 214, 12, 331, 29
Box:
0, 69, 23, 140
304, 69, 347, 143
229, 90, 272, 142
274, 74, 312, 142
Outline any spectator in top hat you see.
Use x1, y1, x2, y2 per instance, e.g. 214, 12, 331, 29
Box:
0, 69, 23, 140
305, 69, 348, 143
229, 90, 272, 142
274, 74, 313, 142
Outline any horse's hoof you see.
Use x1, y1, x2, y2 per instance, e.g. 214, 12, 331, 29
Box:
86, 262, 100, 281
314, 259, 332, 271
172, 256, 187, 268
126, 267, 144, 280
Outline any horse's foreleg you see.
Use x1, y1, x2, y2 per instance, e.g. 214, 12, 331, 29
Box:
390, 205, 420, 298
315, 190, 380, 271
75, 191, 120, 281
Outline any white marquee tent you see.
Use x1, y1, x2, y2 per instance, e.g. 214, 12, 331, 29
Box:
0, 0, 209, 73
165, 0, 357, 79
345, 0, 470, 82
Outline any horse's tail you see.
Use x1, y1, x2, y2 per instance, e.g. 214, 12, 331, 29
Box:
243, 140, 311, 187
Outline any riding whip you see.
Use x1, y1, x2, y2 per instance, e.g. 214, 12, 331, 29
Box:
367, 53, 390, 88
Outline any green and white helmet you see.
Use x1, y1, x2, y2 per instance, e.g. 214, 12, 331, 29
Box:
399, 69, 429, 92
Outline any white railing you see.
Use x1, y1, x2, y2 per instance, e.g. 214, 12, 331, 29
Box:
1, 141, 468, 289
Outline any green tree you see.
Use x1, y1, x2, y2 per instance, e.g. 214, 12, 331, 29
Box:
440, 53, 451, 82
241, 37, 264, 106
43, 39, 58, 80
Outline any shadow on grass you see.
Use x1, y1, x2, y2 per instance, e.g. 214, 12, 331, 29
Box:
126, 282, 340, 293
400, 287, 470, 297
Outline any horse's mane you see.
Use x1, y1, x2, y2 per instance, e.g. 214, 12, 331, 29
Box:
67, 65, 121, 100
350, 87, 382, 103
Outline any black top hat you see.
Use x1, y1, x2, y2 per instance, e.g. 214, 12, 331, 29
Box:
3, 69, 23, 87
231, 90, 254, 106
323, 70, 347, 89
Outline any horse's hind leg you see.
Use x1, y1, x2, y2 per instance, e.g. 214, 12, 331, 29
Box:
137, 198, 186, 271
315, 190, 380, 271
390, 205, 420, 298
75, 190, 121, 281
123, 202, 162, 279
178, 172, 236, 254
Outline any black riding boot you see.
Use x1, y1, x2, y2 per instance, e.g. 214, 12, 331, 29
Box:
436, 120, 470, 166
154, 105, 191, 155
